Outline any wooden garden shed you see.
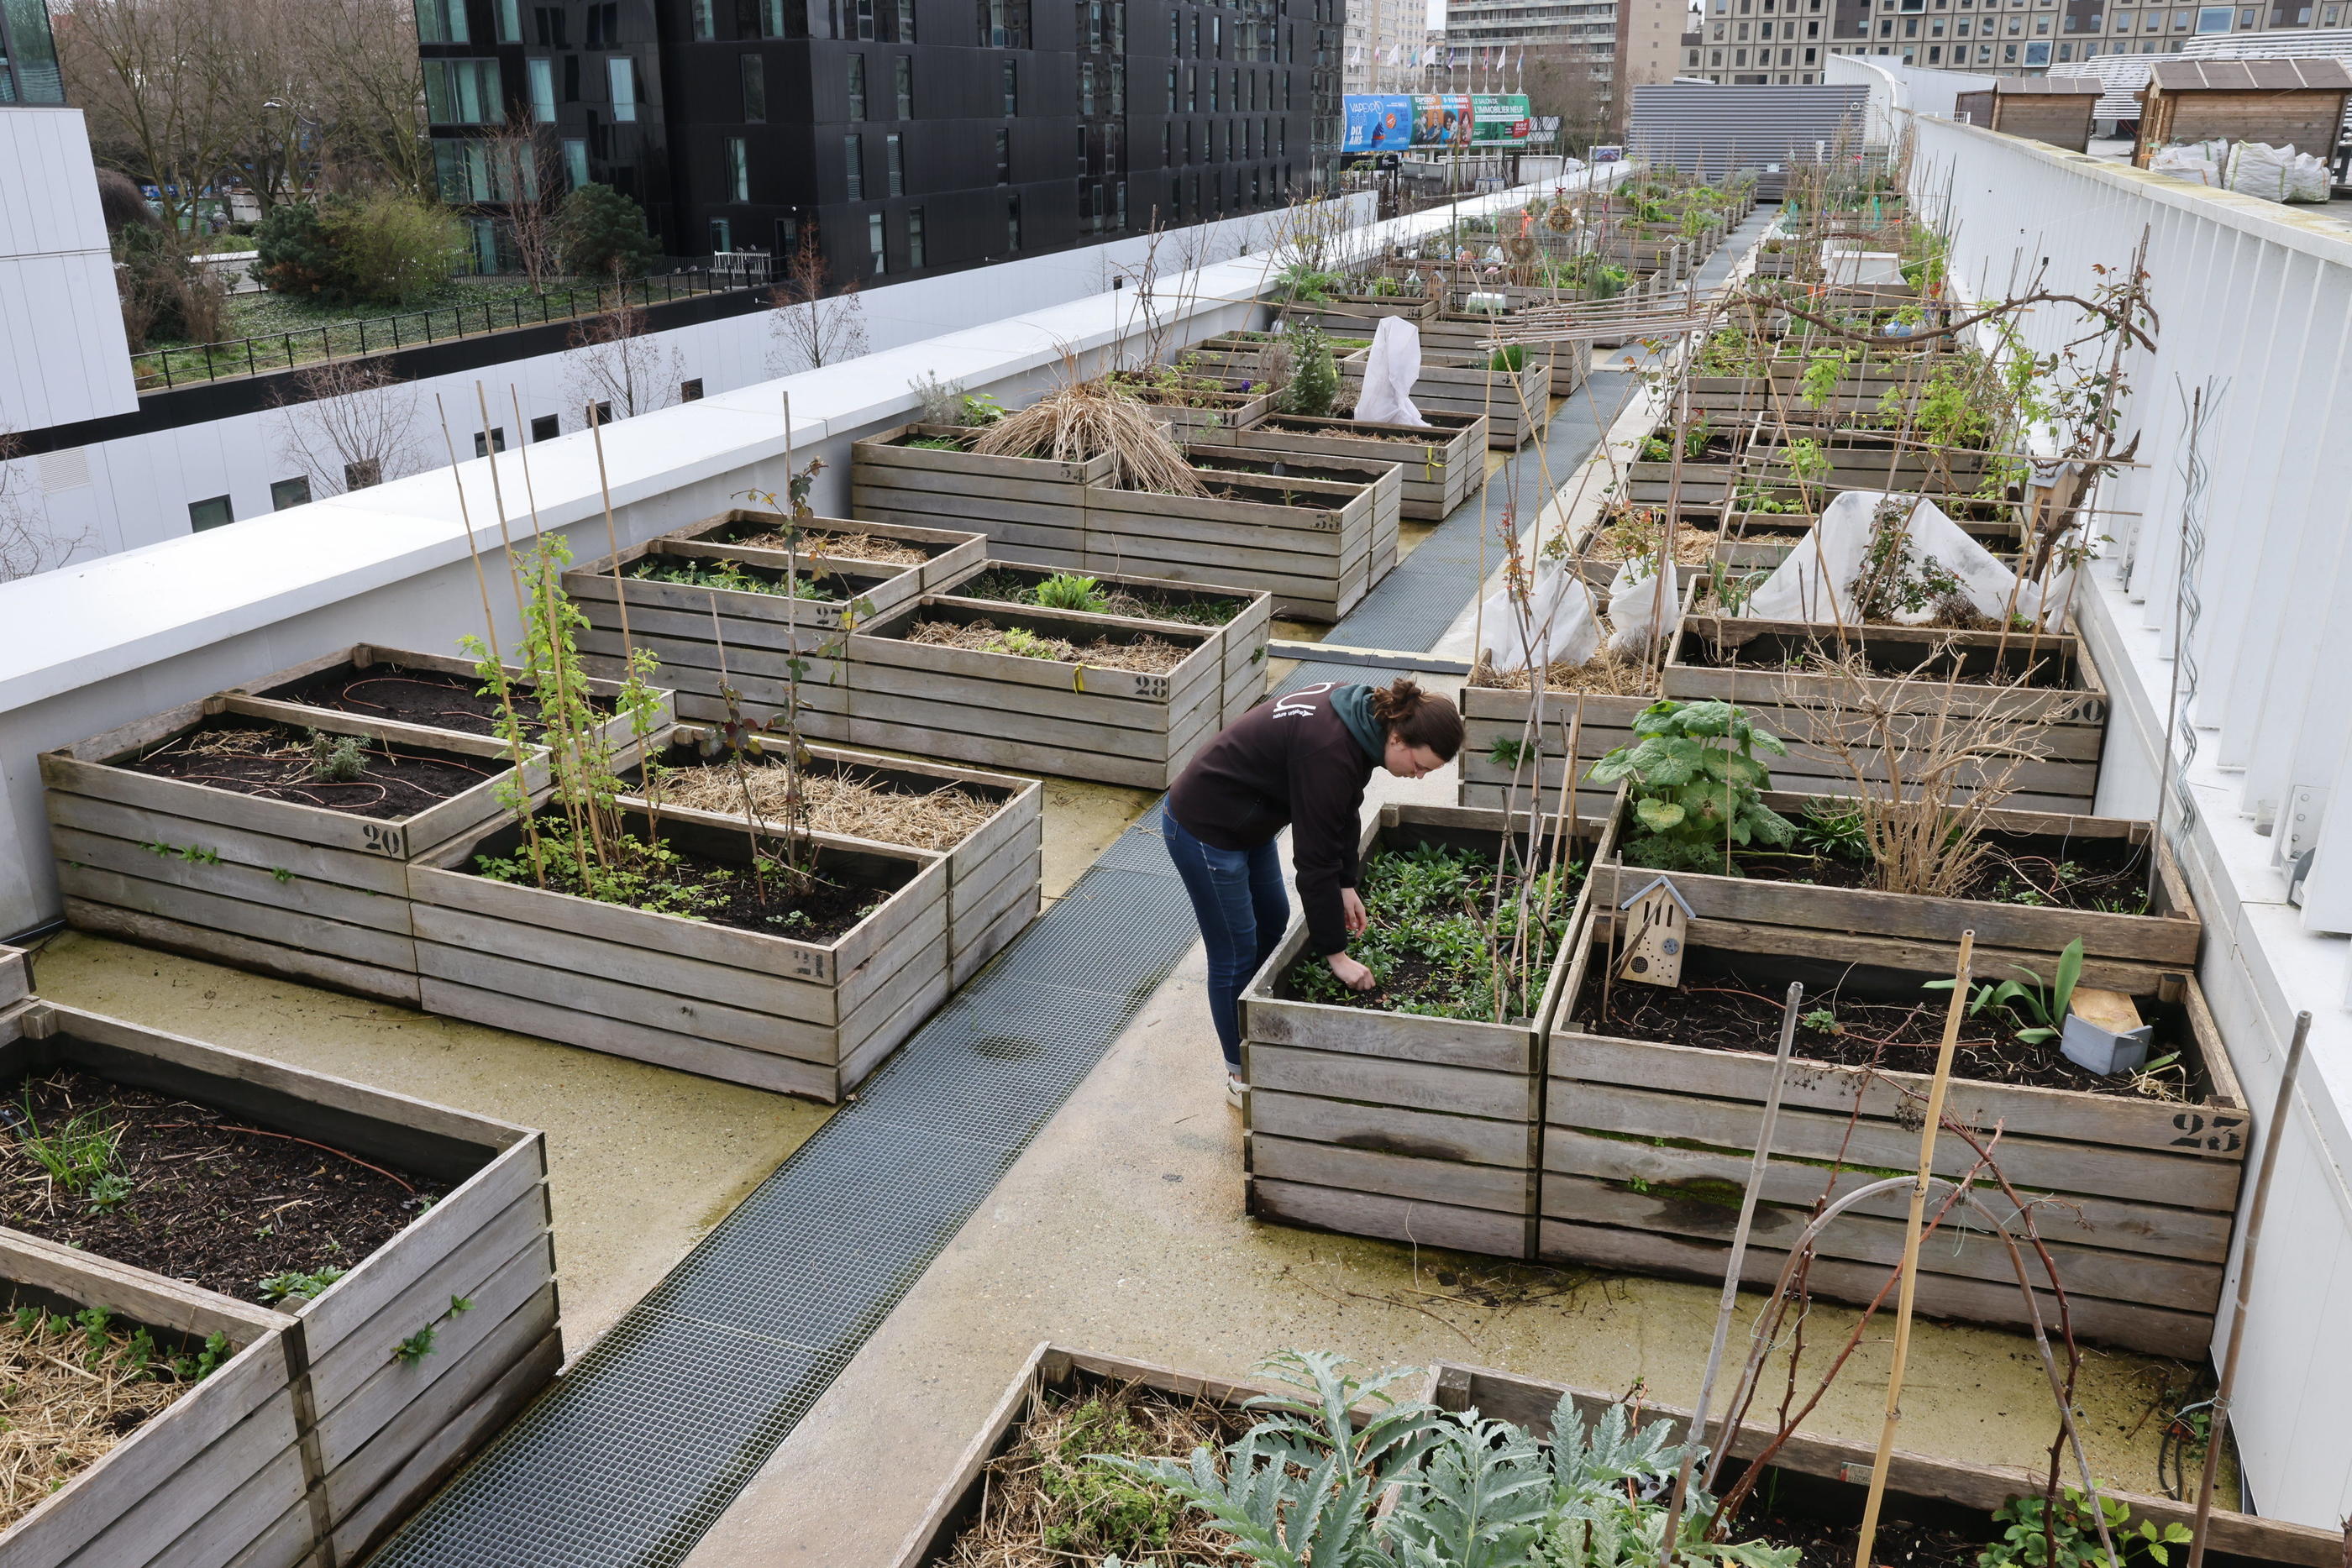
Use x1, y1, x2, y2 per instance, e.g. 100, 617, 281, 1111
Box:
1954, 78, 2103, 152
2131, 58, 2352, 168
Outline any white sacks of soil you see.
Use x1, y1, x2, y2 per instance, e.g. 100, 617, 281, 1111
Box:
1742, 490, 2071, 631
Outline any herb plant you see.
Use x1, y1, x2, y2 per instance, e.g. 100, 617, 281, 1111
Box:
1588, 700, 1795, 874
1032, 573, 1110, 613
260, 1266, 347, 1303
1979, 1487, 2191, 1568
1927, 937, 2085, 1045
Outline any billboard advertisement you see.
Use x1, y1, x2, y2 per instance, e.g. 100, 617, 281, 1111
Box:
1341, 93, 1415, 153
1343, 92, 1532, 152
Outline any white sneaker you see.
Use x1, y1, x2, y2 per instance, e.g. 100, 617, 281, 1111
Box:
1226, 1073, 1247, 1107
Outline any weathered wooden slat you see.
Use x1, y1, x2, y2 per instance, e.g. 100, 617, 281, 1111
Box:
56, 826, 413, 936
1249, 1177, 1530, 1256
58, 899, 421, 1006
1249, 1088, 1535, 1168
418, 978, 839, 1097
1252, 1135, 1534, 1214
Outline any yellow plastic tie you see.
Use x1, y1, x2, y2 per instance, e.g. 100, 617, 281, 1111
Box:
1073, 664, 1087, 692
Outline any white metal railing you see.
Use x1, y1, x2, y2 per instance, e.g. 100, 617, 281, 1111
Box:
1911, 113, 2352, 1530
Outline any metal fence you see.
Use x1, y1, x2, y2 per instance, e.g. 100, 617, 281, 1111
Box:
130, 263, 775, 392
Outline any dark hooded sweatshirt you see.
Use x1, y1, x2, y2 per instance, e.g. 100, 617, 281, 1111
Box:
1166, 681, 1384, 958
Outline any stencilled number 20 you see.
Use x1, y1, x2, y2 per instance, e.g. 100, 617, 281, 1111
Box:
359, 822, 407, 858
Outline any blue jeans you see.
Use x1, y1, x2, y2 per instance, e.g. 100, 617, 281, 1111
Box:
1162, 812, 1289, 1072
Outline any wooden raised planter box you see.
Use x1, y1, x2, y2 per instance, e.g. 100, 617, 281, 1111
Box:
568, 537, 912, 734
0, 999, 557, 1564
840, 596, 1222, 789
0, 941, 28, 1011
661, 506, 987, 595
1183, 442, 1404, 583
626, 730, 1043, 989
1457, 682, 1659, 817
228, 642, 675, 770
1240, 802, 1616, 1262
852, 426, 1380, 622
1223, 410, 1488, 521
1425, 1362, 2342, 1568
1665, 591, 2108, 815
932, 559, 1273, 727
1541, 923, 2244, 1356
1627, 448, 1992, 508
1420, 316, 1588, 401
409, 806, 947, 1099
1102, 375, 1274, 439
41, 696, 542, 1007
1411, 352, 1552, 449
1291, 292, 1435, 337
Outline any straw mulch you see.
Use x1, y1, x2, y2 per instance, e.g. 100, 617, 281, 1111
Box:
971, 380, 1209, 497
727, 527, 929, 566
909, 618, 1192, 675
1589, 520, 1716, 568
653, 764, 996, 852
1, 1310, 193, 1528
1472, 648, 1658, 696
940, 1384, 1250, 1567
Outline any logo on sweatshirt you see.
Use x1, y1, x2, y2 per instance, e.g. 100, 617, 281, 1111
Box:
1271, 683, 1337, 720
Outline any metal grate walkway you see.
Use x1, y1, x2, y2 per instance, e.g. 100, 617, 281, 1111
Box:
359, 222, 1760, 1564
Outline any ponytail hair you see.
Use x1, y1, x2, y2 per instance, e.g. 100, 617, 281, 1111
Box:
1370, 678, 1463, 762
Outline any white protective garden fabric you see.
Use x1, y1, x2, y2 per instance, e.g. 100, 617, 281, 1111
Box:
1478, 559, 1601, 672
1604, 558, 1678, 658
1354, 316, 1431, 427
1740, 490, 2071, 629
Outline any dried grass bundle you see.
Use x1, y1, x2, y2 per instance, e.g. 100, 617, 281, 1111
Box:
972, 380, 1208, 497
653, 763, 995, 851
1784, 645, 2066, 898
1472, 649, 1658, 696
0, 1310, 192, 1528
941, 1384, 1250, 1568
908, 618, 1193, 674
727, 527, 929, 566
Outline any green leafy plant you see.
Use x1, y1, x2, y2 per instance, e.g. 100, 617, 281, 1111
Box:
1032, 573, 1110, 614
1588, 700, 1794, 875
554, 182, 662, 279
991, 626, 1065, 660
1927, 937, 2086, 1045
905, 433, 965, 450
1980, 1487, 2191, 1568
13, 1102, 124, 1197
1798, 347, 1853, 409
394, 1325, 438, 1365
958, 391, 1007, 425
260, 1266, 348, 1304
171, 1331, 233, 1382
1793, 800, 1871, 862
628, 556, 844, 601
85, 1172, 134, 1212
1488, 343, 1528, 373
307, 729, 367, 783
1802, 1006, 1842, 1036
1277, 322, 1341, 419
1488, 736, 1531, 768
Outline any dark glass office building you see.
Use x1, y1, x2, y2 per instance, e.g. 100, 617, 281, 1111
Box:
420, 0, 1341, 282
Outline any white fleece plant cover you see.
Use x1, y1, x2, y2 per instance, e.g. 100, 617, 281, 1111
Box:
1480, 559, 1600, 672
1743, 490, 2071, 629
1354, 316, 1430, 427
1605, 557, 1678, 658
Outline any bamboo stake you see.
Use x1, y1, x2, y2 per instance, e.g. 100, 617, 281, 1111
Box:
2187, 1009, 2313, 1568
507, 385, 610, 868
585, 400, 661, 842
1854, 928, 1975, 1568
1662, 978, 1805, 1555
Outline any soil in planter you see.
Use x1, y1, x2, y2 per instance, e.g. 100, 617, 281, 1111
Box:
646, 750, 1000, 852
711, 523, 935, 566
471, 823, 887, 940
1678, 634, 2077, 690
955, 567, 1244, 627
628, 556, 850, 601
941, 1382, 1252, 1567
1729, 805, 2155, 914
906, 616, 1192, 675
1471, 649, 1658, 698
0, 1304, 211, 1529
1583, 958, 2190, 1099
1748, 1508, 1983, 1568
1283, 840, 1586, 1022
120, 718, 497, 821
1, 1066, 443, 1303
265, 660, 615, 742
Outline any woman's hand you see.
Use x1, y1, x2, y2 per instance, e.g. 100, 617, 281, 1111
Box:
1326, 953, 1375, 992
1341, 887, 1368, 936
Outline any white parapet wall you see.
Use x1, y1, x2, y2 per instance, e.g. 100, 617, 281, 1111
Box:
0, 165, 1628, 942
0, 107, 139, 434
1912, 114, 2352, 1527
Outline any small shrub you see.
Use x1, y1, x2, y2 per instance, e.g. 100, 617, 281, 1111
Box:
1488, 343, 1526, 372
251, 202, 342, 296
1277, 322, 1339, 418
556, 183, 662, 279
324, 193, 465, 307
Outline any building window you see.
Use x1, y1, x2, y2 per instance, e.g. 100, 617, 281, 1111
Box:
496, 0, 524, 40
681, 378, 706, 401
473, 427, 507, 458
564, 139, 589, 186
907, 207, 926, 268
415, 0, 469, 43
608, 56, 638, 121
980, 0, 1027, 45
845, 132, 864, 197
895, 55, 913, 118
848, 53, 867, 118
694, 0, 716, 36
2196, 3, 2232, 20
270, 477, 312, 511
188, 496, 234, 531
528, 57, 557, 121
422, 60, 501, 123
590, 401, 613, 425
995, 128, 1011, 181
1006, 192, 1021, 250
711, 216, 732, 249
728, 138, 749, 200
868, 211, 886, 273
897, 0, 916, 39
1081, 60, 1096, 113
885, 132, 904, 195
344, 459, 383, 490
1002, 59, 1017, 113
743, 55, 766, 120
532, 414, 561, 441
854, 0, 877, 37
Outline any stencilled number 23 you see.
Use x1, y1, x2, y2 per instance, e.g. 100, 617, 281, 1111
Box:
2170, 1111, 2244, 1152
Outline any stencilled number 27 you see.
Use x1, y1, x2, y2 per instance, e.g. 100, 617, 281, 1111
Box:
2170, 1111, 2244, 1153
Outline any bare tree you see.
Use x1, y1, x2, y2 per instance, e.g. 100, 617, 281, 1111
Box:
270, 358, 426, 494
0, 433, 95, 583
1521, 41, 1614, 151
765, 228, 870, 373
566, 286, 686, 419
480, 123, 562, 291
294, 0, 432, 197
57, 0, 249, 230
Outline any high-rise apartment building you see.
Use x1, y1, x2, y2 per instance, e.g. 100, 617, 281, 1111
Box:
0, 0, 65, 103
1344, 0, 1425, 90
420, 0, 1341, 284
